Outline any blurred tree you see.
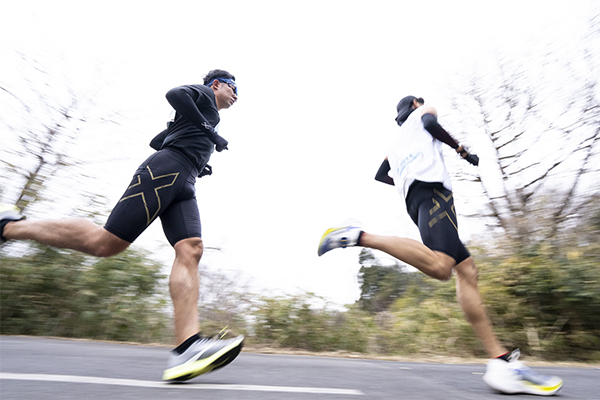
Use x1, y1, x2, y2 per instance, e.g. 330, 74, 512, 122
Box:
195, 263, 253, 337
0, 51, 112, 214
357, 249, 412, 313
447, 10, 600, 247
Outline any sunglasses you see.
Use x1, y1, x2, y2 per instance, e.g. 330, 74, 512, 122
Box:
209, 78, 238, 95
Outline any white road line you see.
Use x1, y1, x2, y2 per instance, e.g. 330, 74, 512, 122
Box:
0, 373, 363, 395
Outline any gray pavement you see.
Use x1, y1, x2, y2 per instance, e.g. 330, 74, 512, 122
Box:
1, 336, 598, 399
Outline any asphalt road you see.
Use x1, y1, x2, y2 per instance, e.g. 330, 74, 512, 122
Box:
0, 336, 598, 399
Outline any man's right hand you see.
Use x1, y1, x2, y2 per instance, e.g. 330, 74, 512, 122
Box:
209, 132, 229, 152
457, 145, 479, 166
465, 153, 479, 166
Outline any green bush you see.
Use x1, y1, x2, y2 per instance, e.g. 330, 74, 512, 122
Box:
471, 240, 600, 361
0, 243, 170, 343
250, 293, 374, 353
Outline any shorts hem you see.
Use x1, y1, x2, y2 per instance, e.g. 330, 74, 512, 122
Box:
428, 245, 470, 265
103, 225, 135, 244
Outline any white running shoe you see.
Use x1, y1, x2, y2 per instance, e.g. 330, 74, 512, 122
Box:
483, 349, 563, 396
0, 205, 25, 244
317, 221, 363, 256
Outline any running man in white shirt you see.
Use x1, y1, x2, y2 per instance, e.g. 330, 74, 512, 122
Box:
318, 96, 563, 396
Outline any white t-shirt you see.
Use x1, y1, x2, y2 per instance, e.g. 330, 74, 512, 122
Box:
387, 107, 453, 199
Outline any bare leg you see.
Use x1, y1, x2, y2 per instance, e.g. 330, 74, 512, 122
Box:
454, 257, 507, 358
169, 237, 203, 345
359, 232, 454, 280
359, 231, 506, 358
3, 218, 129, 257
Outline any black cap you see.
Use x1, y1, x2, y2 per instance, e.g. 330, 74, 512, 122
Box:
395, 95, 417, 126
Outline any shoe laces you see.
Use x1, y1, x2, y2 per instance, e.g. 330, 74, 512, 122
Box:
217, 325, 229, 339
199, 325, 230, 341
507, 349, 554, 384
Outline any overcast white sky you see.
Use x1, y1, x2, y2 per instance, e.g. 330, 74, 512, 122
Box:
0, 1, 596, 306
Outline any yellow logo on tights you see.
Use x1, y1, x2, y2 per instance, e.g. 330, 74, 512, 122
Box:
119, 166, 180, 226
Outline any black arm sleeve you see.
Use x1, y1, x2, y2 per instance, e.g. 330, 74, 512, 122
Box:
150, 128, 168, 150
421, 113, 459, 149
165, 86, 215, 135
375, 159, 395, 186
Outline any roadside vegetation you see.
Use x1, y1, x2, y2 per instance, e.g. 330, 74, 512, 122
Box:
2, 214, 599, 362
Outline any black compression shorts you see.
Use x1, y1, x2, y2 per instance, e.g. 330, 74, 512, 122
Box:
405, 180, 470, 264
104, 148, 201, 246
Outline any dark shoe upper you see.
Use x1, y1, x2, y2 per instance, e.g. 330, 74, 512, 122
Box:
0, 205, 25, 243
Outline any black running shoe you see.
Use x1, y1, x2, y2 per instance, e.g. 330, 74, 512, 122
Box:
162, 334, 244, 382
